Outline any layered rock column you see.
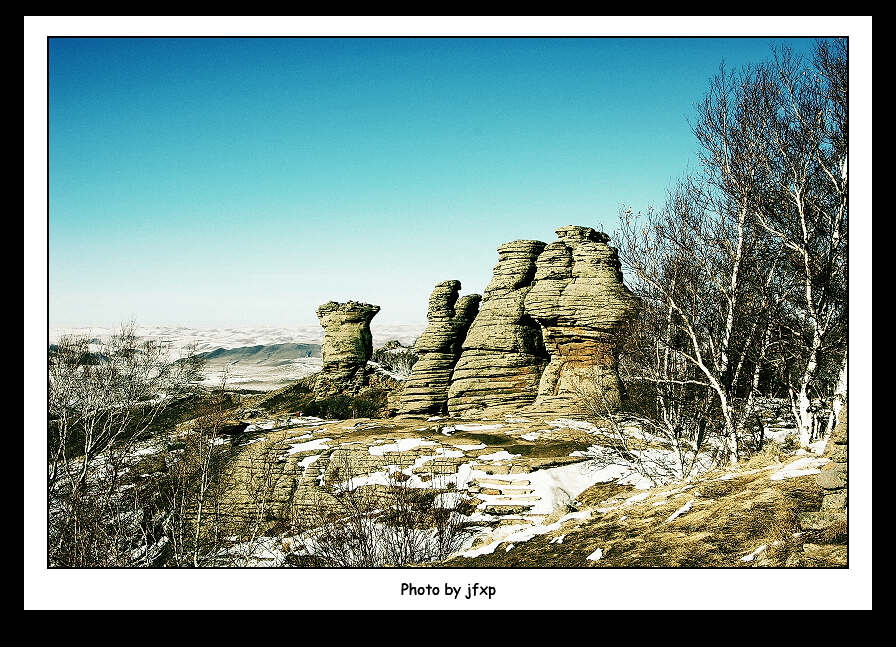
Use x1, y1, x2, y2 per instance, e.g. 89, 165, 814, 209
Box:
398, 281, 481, 415
315, 300, 380, 394
524, 226, 640, 412
447, 240, 549, 415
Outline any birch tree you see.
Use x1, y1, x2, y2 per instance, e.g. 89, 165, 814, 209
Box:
616, 175, 774, 464
692, 39, 848, 446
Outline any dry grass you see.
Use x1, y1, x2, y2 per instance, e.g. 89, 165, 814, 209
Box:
446, 464, 835, 568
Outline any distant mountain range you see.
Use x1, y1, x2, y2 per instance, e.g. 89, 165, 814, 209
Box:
197, 342, 321, 366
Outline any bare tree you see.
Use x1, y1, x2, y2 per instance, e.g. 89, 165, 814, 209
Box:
691, 40, 847, 446
612, 39, 848, 463
47, 322, 204, 566
616, 176, 773, 463
288, 450, 473, 567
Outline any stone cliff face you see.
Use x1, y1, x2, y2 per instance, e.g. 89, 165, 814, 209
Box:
398, 281, 481, 415
446, 240, 550, 415
315, 300, 380, 394
524, 226, 640, 412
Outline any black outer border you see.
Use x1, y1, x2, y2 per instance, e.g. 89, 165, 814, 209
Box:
44, 33, 850, 574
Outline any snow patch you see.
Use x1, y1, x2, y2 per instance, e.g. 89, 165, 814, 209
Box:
665, 499, 694, 523
769, 456, 830, 481
286, 438, 331, 455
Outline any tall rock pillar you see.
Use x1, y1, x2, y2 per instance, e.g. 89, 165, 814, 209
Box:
315, 300, 380, 394
398, 280, 481, 415
523, 226, 640, 413
447, 240, 549, 415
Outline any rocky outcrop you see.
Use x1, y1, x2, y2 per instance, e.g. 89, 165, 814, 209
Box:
447, 241, 549, 415
524, 226, 640, 412
310, 226, 638, 418
398, 281, 481, 416
315, 300, 380, 394
798, 403, 848, 566
443, 227, 638, 417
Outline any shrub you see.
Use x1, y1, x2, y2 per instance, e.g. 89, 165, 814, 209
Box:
371, 346, 419, 379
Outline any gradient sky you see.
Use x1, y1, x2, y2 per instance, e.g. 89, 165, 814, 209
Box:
49, 37, 823, 327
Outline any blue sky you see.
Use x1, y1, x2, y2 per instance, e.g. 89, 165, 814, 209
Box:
49, 37, 823, 326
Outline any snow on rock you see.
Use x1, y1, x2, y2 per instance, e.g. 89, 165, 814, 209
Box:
477, 450, 521, 462
454, 424, 504, 431
298, 454, 321, 469
368, 438, 437, 456
457, 510, 590, 558
548, 418, 598, 433
586, 547, 604, 561
741, 544, 768, 562
808, 438, 828, 455
286, 438, 332, 455
769, 456, 830, 481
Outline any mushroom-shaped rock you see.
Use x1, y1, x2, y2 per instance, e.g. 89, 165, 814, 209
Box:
523, 226, 640, 412
398, 281, 481, 415
447, 240, 550, 415
316, 300, 380, 393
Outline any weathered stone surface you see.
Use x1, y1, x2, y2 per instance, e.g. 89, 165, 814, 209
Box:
399, 281, 481, 415
816, 465, 847, 490
524, 226, 640, 413
802, 543, 848, 567
447, 240, 550, 415
829, 444, 847, 463
315, 300, 380, 394
443, 227, 638, 416
821, 491, 848, 510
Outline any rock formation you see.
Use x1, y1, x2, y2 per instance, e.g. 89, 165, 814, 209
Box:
315, 300, 380, 394
524, 225, 640, 412
447, 240, 550, 415
311, 226, 638, 418
797, 403, 848, 566
398, 280, 481, 415
444, 226, 638, 417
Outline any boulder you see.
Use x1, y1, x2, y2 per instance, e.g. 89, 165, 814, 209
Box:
398, 280, 481, 415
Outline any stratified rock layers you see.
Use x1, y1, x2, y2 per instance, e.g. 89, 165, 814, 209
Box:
398, 281, 481, 415
315, 300, 380, 394
524, 226, 640, 412
447, 241, 549, 415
